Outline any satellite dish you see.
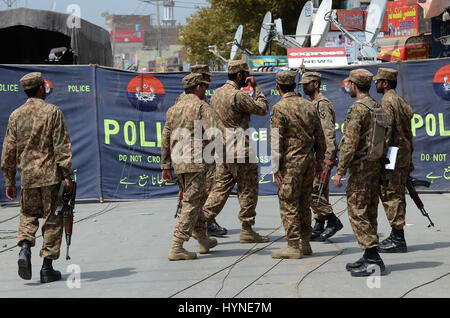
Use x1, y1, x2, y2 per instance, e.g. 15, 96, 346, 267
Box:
230, 25, 243, 60
365, 0, 387, 44
310, 0, 332, 47
275, 18, 283, 36
259, 11, 273, 55
295, 0, 313, 47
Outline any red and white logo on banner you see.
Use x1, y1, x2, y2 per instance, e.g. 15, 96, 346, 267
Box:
288, 47, 348, 68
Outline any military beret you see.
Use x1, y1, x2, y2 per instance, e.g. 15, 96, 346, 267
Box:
227, 60, 250, 74
20, 72, 44, 91
300, 72, 322, 84
276, 70, 296, 85
191, 64, 212, 76
182, 73, 210, 89
373, 68, 398, 81
345, 68, 373, 87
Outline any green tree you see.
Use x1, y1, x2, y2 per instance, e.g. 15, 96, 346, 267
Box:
178, 0, 308, 66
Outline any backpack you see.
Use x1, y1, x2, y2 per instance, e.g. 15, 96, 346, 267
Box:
355, 102, 388, 162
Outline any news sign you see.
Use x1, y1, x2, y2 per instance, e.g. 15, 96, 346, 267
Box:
287, 47, 348, 68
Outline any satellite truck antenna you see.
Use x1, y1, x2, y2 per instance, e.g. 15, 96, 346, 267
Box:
294, 0, 313, 47
324, 0, 387, 62
258, 11, 304, 54
310, 0, 332, 47
259, 11, 273, 55
208, 45, 228, 64
229, 25, 254, 60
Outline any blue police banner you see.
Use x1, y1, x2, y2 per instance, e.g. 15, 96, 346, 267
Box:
0, 65, 100, 201
0, 58, 449, 202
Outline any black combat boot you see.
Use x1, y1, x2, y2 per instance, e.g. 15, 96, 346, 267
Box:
310, 219, 325, 241
319, 213, 343, 241
378, 228, 407, 253
345, 257, 366, 271
380, 228, 394, 246
40, 258, 62, 283
18, 240, 32, 280
350, 247, 385, 277
207, 219, 227, 237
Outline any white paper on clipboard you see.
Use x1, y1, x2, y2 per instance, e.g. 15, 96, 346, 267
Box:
385, 146, 399, 170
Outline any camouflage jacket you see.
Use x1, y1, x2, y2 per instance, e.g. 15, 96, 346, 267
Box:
210, 80, 268, 161
381, 89, 414, 169
1, 98, 72, 189
270, 92, 326, 173
313, 92, 336, 161
175, 91, 208, 104
161, 93, 215, 175
337, 93, 383, 176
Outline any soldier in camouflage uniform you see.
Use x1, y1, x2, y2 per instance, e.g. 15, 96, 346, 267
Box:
202, 60, 270, 243
270, 71, 326, 259
333, 69, 386, 276
374, 68, 414, 253
175, 64, 228, 236
161, 73, 218, 261
1, 72, 73, 283
301, 72, 343, 242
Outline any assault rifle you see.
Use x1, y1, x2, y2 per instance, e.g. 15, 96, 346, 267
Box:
406, 176, 434, 228
55, 180, 77, 260
316, 150, 339, 204
174, 190, 183, 219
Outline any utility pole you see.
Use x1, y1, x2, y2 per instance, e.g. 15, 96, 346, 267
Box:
2, 0, 19, 8
140, 0, 162, 57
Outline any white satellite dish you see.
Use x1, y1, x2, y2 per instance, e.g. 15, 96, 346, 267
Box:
275, 18, 283, 36
324, 0, 387, 62
310, 0, 332, 47
230, 25, 243, 60
365, 0, 387, 44
295, 0, 313, 47
259, 11, 273, 55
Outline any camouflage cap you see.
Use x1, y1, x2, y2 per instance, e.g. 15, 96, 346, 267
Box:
373, 68, 398, 81
345, 68, 373, 86
182, 73, 210, 89
20, 72, 44, 90
227, 60, 250, 74
276, 70, 296, 85
300, 71, 322, 84
191, 64, 212, 76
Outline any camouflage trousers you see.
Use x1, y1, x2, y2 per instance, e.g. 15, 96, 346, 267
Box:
204, 163, 216, 194
311, 170, 333, 220
203, 162, 258, 226
380, 167, 409, 230
174, 172, 208, 241
346, 162, 381, 250
278, 160, 314, 243
17, 183, 63, 260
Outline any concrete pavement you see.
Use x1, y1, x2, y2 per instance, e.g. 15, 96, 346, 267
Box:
0, 194, 449, 298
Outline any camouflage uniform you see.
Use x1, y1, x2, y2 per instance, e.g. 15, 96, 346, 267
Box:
1, 72, 72, 260
202, 60, 268, 228
374, 68, 414, 230
161, 73, 214, 242
337, 69, 384, 250
271, 71, 326, 249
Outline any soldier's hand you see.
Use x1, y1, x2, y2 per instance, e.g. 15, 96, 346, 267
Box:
324, 159, 334, 168
274, 171, 283, 189
333, 174, 343, 188
5, 186, 17, 201
245, 76, 256, 89
162, 169, 173, 182
64, 177, 73, 195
